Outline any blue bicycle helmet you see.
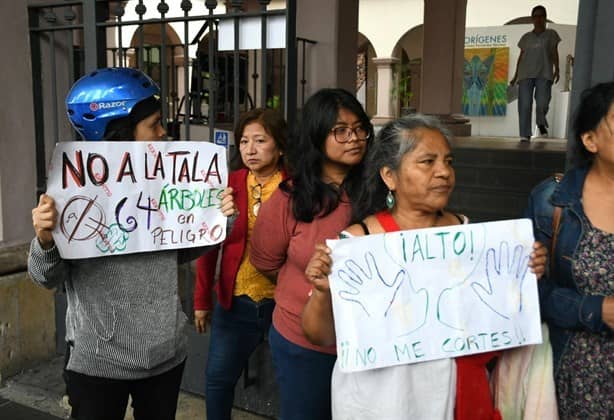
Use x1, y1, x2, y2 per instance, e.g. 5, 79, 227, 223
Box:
66, 67, 160, 141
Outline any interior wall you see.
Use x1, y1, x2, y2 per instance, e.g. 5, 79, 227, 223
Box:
465, 24, 576, 138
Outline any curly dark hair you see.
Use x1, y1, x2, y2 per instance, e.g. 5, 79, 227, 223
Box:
281, 88, 373, 222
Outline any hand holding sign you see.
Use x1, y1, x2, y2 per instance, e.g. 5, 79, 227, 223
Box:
47, 141, 230, 259
219, 187, 236, 217
305, 244, 333, 293
32, 194, 58, 250
328, 219, 542, 372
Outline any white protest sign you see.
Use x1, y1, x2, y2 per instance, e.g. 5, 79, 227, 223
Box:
327, 218, 542, 373
46, 141, 228, 259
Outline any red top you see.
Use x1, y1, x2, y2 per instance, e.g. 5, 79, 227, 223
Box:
193, 168, 250, 311
374, 210, 502, 420
194, 168, 287, 311
250, 189, 352, 354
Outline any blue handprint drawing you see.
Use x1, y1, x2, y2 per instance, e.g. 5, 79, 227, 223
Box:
470, 241, 530, 320
336, 251, 405, 318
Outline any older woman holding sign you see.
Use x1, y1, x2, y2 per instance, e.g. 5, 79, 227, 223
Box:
302, 115, 547, 420
29, 67, 235, 420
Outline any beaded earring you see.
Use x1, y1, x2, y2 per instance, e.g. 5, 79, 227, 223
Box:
386, 190, 395, 209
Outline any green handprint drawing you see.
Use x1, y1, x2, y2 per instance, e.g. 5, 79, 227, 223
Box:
336, 251, 405, 318
470, 241, 530, 320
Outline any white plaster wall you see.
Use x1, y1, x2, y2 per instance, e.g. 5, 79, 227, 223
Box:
359, 0, 424, 57
466, 24, 576, 138
358, 0, 578, 58
465, 0, 579, 26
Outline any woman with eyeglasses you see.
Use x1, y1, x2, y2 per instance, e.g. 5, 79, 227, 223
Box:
193, 108, 287, 420
250, 88, 373, 420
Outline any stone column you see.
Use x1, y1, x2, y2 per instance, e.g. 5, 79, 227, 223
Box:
420, 0, 470, 136
296, 0, 358, 101
0, 2, 39, 243
567, 0, 614, 167
371, 57, 399, 125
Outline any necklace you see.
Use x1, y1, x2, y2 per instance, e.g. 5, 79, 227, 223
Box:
250, 169, 280, 216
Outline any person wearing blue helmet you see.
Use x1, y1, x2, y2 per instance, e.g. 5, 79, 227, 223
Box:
27, 67, 236, 420
65, 67, 166, 141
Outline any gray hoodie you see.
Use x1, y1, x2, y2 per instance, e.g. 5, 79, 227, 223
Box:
28, 239, 202, 380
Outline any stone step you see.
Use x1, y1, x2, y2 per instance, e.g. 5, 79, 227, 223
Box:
447, 137, 566, 222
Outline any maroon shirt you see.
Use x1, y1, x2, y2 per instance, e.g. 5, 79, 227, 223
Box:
250, 188, 352, 354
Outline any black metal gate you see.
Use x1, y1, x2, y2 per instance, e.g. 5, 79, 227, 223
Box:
27, 1, 300, 416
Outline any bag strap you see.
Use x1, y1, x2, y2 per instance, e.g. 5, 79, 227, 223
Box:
550, 173, 564, 273
357, 220, 370, 235
550, 206, 562, 273
375, 210, 401, 232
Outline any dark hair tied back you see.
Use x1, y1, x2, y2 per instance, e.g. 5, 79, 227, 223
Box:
230, 108, 288, 170
572, 81, 614, 165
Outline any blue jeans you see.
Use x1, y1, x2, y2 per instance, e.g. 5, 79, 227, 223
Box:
269, 324, 337, 420
518, 78, 553, 138
205, 296, 274, 420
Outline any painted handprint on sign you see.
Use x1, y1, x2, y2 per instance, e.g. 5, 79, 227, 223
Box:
471, 241, 530, 320
336, 252, 405, 318
328, 220, 542, 371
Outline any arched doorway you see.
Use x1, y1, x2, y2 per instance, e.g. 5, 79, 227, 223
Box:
357, 32, 377, 116
127, 23, 183, 123
391, 25, 423, 116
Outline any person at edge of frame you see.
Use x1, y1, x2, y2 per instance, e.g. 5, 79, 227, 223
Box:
28, 67, 236, 420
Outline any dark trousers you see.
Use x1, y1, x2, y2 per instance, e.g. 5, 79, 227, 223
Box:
269, 325, 337, 420
205, 296, 274, 420
64, 360, 185, 420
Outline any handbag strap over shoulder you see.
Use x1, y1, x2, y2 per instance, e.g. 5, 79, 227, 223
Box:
550, 173, 564, 273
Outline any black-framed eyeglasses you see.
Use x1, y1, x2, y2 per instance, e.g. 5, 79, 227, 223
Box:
251, 184, 262, 216
330, 126, 371, 143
